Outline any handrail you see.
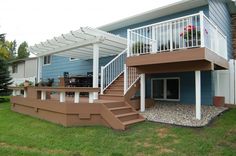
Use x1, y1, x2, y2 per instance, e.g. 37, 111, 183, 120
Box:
101, 49, 127, 94
131, 12, 201, 31
128, 11, 228, 60
103, 49, 127, 69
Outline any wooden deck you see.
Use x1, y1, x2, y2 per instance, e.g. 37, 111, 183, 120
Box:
9, 80, 145, 130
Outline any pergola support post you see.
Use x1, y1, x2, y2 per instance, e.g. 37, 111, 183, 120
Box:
93, 44, 99, 100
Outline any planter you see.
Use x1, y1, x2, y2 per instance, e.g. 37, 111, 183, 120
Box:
213, 96, 225, 107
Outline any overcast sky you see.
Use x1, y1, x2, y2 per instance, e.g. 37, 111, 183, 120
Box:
0, 0, 180, 46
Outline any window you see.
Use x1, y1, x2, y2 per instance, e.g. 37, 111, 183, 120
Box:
69, 57, 78, 61
152, 78, 180, 101
43, 55, 51, 65
12, 64, 18, 73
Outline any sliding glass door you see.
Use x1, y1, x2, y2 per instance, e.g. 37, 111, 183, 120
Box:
152, 78, 180, 101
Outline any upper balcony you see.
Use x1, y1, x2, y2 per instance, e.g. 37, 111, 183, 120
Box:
126, 12, 228, 73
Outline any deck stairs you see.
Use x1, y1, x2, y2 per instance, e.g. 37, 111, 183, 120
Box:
100, 49, 145, 130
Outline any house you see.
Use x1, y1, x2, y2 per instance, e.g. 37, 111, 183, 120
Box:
9, 0, 236, 130
9, 57, 38, 85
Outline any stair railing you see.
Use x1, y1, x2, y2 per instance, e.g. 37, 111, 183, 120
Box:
124, 64, 140, 94
101, 49, 127, 94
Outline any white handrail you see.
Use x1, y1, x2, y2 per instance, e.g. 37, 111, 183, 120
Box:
124, 64, 140, 94
128, 11, 228, 60
101, 49, 127, 94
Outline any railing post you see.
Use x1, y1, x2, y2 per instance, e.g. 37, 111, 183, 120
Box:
23, 89, 27, 98
59, 92, 65, 103
127, 29, 131, 57
124, 64, 127, 95
100, 66, 104, 94
89, 92, 94, 103
41, 91, 46, 100
151, 26, 157, 53
170, 23, 173, 51
199, 11, 205, 48
74, 92, 80, 103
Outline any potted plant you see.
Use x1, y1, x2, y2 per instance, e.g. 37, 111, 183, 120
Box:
180, 25, 201, 47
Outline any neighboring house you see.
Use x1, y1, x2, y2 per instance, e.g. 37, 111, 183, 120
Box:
26, 0, 236, 124
9, 57, 38, 85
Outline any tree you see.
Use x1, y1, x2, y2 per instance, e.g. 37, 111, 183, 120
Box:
0, 56, 12, 96
0, 34, 17, 60
17, 41, 29, 59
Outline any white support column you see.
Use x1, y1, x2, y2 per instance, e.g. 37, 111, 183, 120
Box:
89, 92, 94, 103
23, 89, 27, 98
37, 57, 42, 83
60, 92, 65, 103
140, 73, 145, 112
195, 70, 201, 120
74, 92, 80, 103
93, 44, 99, 100
41, 91, 46, 100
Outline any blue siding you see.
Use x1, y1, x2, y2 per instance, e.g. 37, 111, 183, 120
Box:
42, 55, 115, 83
146, 71, 213, 105
110, 5, 209, 38
208, 0, 233, 59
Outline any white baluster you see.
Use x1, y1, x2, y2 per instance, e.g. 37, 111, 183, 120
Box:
74, 92, 80, 103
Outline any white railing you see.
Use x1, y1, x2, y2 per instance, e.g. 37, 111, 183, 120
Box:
124, 64, 140, 94
127, 11, 227, 60
203, 14, 227, 59
100, 49, 127, 94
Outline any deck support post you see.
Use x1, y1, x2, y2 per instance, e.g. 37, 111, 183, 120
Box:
60, 92, 65, 103
93, 44, 99, 100
74, 92, 80, 103
41, 91, 46, 100
140, 73, 145, 112
195, 70, 201, 120
89, 92, 94, 103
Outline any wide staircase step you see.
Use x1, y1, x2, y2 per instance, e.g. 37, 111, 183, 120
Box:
101, 73, 144, 129
123, 118, 145, 126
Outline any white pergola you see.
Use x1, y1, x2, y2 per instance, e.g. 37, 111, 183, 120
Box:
29, 27, 127, 99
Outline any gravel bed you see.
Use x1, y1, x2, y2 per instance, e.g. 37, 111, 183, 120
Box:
141, 101, 228, 127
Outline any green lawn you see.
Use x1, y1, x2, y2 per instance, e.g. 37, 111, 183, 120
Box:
0, 97, 236, 156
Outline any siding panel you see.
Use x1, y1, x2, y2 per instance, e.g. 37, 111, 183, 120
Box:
110, 5, 209, 38
42, 55, 115, 83
208, 0, 232, 59
146, 71, 213, 105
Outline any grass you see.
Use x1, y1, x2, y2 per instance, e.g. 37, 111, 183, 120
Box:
0, 97, 236, 156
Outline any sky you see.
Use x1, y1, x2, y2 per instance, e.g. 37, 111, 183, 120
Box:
0, 0, 181, 47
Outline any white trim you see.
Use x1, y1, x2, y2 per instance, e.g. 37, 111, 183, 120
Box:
43, 55, 51, 66
151, 77, 180, 101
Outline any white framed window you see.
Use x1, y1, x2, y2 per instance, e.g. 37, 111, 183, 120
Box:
151, 77, 180, 101
69, 57, 78, 61
12, 64, 18, 73
43, 55, 51, 65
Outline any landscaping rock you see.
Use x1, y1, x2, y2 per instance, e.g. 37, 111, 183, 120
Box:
141, 101, 228, 127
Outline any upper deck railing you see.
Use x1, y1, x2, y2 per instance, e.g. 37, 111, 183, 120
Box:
127, 11, 227, 60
